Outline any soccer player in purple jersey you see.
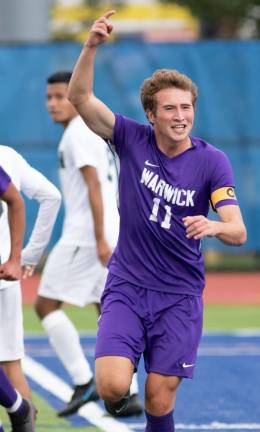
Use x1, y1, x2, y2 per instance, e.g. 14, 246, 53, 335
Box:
0, 166, 24, 282
67, 11, 247, 431
0, 168, 35, 431
0, 367, 35, 432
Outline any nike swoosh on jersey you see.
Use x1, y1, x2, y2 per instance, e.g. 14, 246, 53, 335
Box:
145, 160, 159, 167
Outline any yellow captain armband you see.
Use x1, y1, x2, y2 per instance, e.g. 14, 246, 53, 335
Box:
210, 187, 237, 211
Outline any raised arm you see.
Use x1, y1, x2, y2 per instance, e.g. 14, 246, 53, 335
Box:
67, 10, 116, 140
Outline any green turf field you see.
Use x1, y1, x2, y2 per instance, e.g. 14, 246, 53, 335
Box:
23, 303, 260, 333
1, 304, 258, 432
0, 393, 98, 432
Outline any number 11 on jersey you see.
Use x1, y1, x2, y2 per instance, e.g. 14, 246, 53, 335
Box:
149, 197, 172, 229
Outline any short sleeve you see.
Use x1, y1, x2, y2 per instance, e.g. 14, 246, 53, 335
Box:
10, 151, 42, 199
0, 166, 11, 196
208, 150, 238, 211
112, 114, 148, 158
69, 121, 106, 169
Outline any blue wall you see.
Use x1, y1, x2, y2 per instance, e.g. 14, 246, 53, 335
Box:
0, 41, 259, 252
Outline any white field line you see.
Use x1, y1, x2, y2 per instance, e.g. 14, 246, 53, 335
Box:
130, 422, 260, 430
176, 423, 260, 430
22, 355, 134, 432
203, 330, 260, 337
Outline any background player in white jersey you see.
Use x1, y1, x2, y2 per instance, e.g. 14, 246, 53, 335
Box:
0, 146, 61, 405
35, 71, 142, 417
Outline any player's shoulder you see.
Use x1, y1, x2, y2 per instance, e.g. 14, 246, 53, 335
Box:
192, 137, 232, 182
192, 136, 228, 159
0, 145, 25, 167
115, 113, 152, 137
66, 115, 105, 143
65, 115, 85, 137
0, 144, 19, 158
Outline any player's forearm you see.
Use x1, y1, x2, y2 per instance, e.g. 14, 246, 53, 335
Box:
68, 45, 114, 138
22, 195, 61, 265
68, 44, 96, 107
88, 180, 106, 242
214, 220, 247, 246
21, 171, 61, 265
8, 196, 25, 261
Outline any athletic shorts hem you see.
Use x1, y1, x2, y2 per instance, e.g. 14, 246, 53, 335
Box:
0, 352, 24, 362
147, 367, 194, 379
38, 291, 89, 308
95, 351, 137, 368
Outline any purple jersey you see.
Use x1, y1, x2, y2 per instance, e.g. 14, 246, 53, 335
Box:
108, 115, 237, 295
0, 166, 11, 196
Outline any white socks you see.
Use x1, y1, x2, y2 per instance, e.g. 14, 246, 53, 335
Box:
42, 310, 93, 385
130, 373, 139, 395
6, 390, 22, 413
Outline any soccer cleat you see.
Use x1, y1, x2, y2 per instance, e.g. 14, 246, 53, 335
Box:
104, 390, 131, 416
57, 378, 99, 417
9, 399, 36, 432
116, 393, 143, 417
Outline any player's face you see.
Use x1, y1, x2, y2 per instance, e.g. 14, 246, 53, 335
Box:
148, 87, 194, 149
46, 83, 77, 127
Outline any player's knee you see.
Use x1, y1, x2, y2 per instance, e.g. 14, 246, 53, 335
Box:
145, 380, 179, 415
146, 393, 171, 415
34, 297, 59, 319
95, 357, 133, 401
34, 300, 49, 320
34, 298, 44, 319
96, 377, 129, 402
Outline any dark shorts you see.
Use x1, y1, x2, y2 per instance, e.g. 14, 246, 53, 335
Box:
95, 273, 203, 378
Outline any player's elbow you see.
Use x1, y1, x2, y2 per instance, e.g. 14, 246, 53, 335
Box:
10, 191, 24, 212
234, 225, 247, 246
53, 188, 62, 204
16, 194, 25, 212
67, 89, 79, 107
47, 186, 62, 207
67, 86, 90, 109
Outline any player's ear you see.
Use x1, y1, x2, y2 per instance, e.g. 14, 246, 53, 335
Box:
146, 110, 154, 125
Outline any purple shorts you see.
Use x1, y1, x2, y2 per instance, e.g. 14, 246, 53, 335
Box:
95, 273, 203, 378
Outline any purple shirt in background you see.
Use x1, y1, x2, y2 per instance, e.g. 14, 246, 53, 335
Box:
0, 166, 11, 196
108, 114, 237, 295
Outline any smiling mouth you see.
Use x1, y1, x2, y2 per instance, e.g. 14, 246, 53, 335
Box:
171, 124, 187, 134
171, 124, 186, 131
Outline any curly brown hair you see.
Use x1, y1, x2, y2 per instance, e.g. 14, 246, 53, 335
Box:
140, 69, 198, 114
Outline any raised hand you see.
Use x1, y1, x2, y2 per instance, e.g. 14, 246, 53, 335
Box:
86, 10, 115, 48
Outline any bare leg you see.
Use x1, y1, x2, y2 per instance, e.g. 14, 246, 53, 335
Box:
35, 296, 62, 319
145, 372, 181, 415
96, 356, 133, 401
1, 360, 31, 400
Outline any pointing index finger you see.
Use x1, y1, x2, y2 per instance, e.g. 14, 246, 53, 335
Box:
104, 10, 116, 19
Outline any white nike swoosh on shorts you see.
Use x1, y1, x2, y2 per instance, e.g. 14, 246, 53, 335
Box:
182, 362, 195, 368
